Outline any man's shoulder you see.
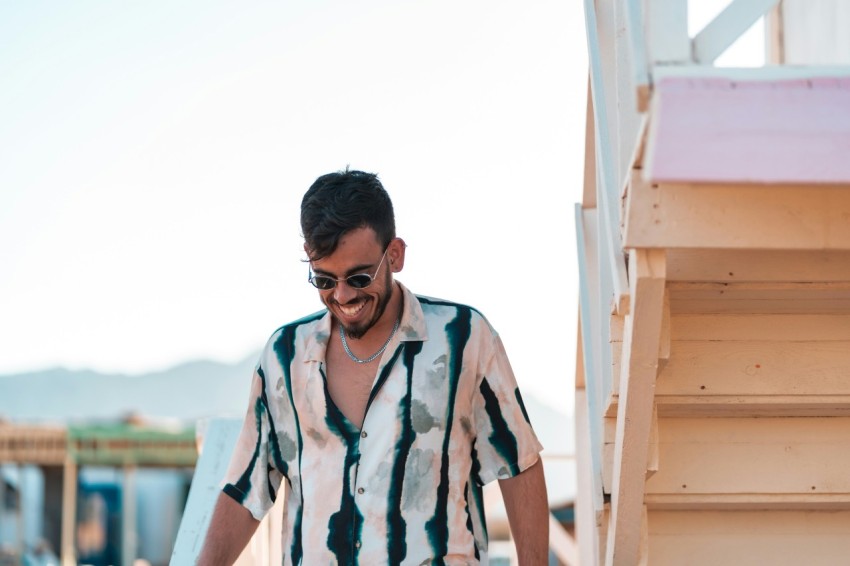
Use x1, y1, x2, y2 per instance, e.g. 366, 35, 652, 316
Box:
413, 294, 493, 331
268, 309, 327, 339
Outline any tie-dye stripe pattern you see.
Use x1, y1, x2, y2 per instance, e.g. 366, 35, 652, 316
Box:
220, 283, 542, 564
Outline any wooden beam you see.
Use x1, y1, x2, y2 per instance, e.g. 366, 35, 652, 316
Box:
666, 249, 850, 283
60, 456, 77, 566
549, 512, 580, 566
668, 282, 850, 314
624, 175, 850, 250
649, 510, 850, 563
692, 0, 780, 64
620, 0, 650, 112
575, 389, 604, 566
605, 249, 666, 566
645, 417, 850, 506
671, 313, 850, 341
645, 0, 690, 65
576, 310, 586, 390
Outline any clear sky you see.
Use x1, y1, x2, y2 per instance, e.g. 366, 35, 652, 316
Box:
0, 1, 762, 412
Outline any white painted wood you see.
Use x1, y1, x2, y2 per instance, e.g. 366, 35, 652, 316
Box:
122, 465, 137, 566
623, 0, 650, 111
781, 0, 850, 65
172, 418, 286, 565
645, 417, 850, 502
171, 419, 242, 563
645, 0, 691, 65
605, 249, 666, 566
625, 178, 850, 251
575, 389, 603, 566
666, 249, 850, 283
649, 510, 850, 565
549, 513, 580, 566
575, 205, 606, 501
583, 75, 598, 209
584, 0, 631, 317
652, 64, 850, 81
692, 0, 779, 64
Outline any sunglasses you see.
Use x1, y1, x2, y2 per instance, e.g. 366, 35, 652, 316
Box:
308, 248, 389, 290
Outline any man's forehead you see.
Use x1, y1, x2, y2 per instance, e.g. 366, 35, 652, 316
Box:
309, 228, 383, 272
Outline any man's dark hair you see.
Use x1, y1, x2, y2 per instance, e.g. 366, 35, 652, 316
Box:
300, 169, 396, 260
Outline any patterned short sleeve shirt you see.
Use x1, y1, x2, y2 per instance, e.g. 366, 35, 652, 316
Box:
222, 283, 543, 565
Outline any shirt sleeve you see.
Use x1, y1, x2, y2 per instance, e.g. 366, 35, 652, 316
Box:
472, 333, 544, 485
220, 362, 284, 521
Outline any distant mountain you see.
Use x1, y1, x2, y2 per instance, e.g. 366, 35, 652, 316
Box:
0, 358, 574, 452
0, 357, 258, 424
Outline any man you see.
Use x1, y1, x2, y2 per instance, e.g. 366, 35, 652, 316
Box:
198, 170, 548, 565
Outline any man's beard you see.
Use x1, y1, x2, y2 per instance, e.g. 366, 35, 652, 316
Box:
337, 271, 393, 340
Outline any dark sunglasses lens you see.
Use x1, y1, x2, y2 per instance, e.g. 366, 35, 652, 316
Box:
311, 276, 336, 290
346, 274, 373, 289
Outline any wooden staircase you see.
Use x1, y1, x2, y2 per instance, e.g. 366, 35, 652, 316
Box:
575, 1, 850, 564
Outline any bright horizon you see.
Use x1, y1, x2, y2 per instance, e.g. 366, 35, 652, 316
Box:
0, 1, 762, 412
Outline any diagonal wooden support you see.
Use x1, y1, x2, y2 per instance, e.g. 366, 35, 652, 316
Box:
605, 249, 666, 566
693, 0, 781, 64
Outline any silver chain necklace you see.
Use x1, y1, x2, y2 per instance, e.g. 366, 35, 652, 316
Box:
339, 317, 400, 364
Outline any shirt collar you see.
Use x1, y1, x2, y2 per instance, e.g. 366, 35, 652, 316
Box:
302, 280, 428, 363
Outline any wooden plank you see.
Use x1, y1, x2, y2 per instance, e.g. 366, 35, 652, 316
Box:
60, 456, 77, 566
781, 0, 850, 65
668, 282, 850, 314
576, 311, 586, 390
644, 417, 850, 502
621, 0, 650, 112
652, 64, 850, 82
765, 4, 785, 65
666, 249, 850, 283
575, 205, 607, 500
649, 510, 850, 565
671, 314, 850, 341
171, 419, 242, 564
658, 340, 850, 396
657, 291, 671, 369
643, 76, 850, 184
549, 513, 580, 566
584, 0, 631, 316
609, 337, 850, 416
625, 175, 850, 250
692, 0, 780, 64
605, 249, 666, 566
645, 0, 690, 65
575, 389, 604, 566
583, 74, 598, 209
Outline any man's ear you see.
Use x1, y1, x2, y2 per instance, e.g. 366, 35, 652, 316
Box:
388, 238, 406, 272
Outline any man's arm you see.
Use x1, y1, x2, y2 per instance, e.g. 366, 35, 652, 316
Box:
499, 458, 549, 565
196, 493, 260, 565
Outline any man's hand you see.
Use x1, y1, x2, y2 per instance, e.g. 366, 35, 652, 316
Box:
196, 493, 260, 565
499, 458, 549, 565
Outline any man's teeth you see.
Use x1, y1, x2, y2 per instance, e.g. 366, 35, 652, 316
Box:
339, 303, 365, 316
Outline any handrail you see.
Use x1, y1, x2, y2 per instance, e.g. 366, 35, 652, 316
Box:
583, 0, 633, 318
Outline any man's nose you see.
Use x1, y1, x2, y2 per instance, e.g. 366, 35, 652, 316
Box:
333, 281, 358, 304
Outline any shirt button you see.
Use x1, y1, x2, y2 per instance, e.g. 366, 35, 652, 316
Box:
357, 487, 365, 494
355, 541, 361, 549
361, 431, 368, 438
